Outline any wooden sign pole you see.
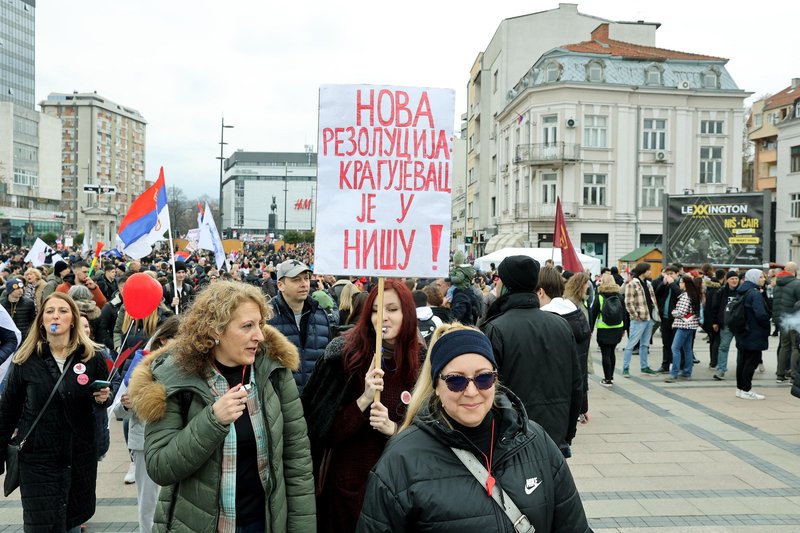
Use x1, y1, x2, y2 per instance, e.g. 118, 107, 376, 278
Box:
373, 277, 385, 404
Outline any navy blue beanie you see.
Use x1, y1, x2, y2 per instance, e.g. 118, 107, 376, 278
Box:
430, 329, 496, 381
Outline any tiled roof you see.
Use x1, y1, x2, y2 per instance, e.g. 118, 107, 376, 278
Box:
562, 24, 725, 62
764, 84, 800, 111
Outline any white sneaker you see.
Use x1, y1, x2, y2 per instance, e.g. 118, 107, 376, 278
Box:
739, 390, 765, 400
123, 462, 136, 484
735, 389, 742, 398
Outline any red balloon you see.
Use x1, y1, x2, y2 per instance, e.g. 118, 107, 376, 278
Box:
122, 273, 163, 319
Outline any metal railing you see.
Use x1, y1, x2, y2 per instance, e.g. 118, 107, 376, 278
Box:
515, 142, 581, 164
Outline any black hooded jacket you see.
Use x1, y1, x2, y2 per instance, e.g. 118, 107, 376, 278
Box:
357, 389, 590, 532
481, 292, 583, 449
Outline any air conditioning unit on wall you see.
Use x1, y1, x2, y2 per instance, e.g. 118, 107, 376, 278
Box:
566, 118, 577, 128
655, 150, 667, 162
677, 80, 691, 90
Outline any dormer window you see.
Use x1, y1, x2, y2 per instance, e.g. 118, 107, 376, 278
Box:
646, 66, 662, 85
545, 62, 561, 83
702, 68, 719, 89
795, 100, 800, 119
586, 60, 604, 83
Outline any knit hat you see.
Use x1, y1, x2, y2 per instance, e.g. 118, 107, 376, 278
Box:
498, 255, 539, 293
448, 251, 475, 290
116, 263, 126, 273
745, 269, 763, 285
5, 278, 23, 294
430, 329, 496, 382
725, 270, 740, 281
54, 260, 70, 277
174, 261, 188, 273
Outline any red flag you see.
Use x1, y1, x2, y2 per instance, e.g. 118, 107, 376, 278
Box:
553, 197, 583, 273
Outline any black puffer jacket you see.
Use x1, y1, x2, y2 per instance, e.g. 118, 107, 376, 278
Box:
0, 295, 36, 340
772, 274, 800, 325
0, 344, 111, 531
481, 292, 582, 449
268, 292, 332, 392
356, 389, 590, 532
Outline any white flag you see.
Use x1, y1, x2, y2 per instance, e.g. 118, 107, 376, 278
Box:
198, 202, 226, 270
24, 238, 64, 267
0, 304, 22, 383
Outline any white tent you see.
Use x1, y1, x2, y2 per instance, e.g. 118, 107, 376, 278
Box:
473, 247, 602, 276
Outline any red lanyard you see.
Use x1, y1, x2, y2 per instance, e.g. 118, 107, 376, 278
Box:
477, 420, 496, 497
210, 362, 248, 388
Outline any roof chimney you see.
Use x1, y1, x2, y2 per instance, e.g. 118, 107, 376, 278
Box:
793, 78, 800, 89
591, 23, 610, 43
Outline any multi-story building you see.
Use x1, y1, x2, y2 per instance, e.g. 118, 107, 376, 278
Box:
40, 92, 146, 243
465, 3, 661, 259
748, 80, 800, 193
489, 24, 748, 266
773, 89, 800, 262
221, 150, 317, 239
0, 0, 64, 245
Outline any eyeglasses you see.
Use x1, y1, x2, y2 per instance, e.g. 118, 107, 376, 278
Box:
439, 371, 497, 393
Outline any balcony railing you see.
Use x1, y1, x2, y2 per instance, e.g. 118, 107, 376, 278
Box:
515, 143, 581, 165
514, 201, 579, 221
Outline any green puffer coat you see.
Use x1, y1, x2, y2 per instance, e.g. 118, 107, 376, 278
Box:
128, 325, 316, 533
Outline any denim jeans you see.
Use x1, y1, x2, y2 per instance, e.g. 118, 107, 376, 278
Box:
671, 328, 695, 378
718, 327, 734, 374
623, 319, 653, 370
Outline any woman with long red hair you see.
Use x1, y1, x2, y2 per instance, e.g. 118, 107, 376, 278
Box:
302, 279, 424, 533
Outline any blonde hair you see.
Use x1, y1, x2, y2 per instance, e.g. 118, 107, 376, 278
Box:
172, 280, 273, 377
400, 322, 490, 432
338, 282, 360, 313
12, 292, 101, 364
564, 272, 590, 306
24, 268, 42, 282
597, 273, 620, 294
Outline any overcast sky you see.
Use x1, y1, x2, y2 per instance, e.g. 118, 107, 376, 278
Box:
36, 1, 797, 198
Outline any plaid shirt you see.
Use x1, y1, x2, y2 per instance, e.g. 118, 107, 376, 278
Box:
624, 277, 657, 321
207, 371, 271, 533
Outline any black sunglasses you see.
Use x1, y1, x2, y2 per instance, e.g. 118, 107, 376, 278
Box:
439, 371, 497, 393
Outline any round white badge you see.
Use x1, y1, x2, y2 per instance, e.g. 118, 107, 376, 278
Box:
73, 363, 86, 375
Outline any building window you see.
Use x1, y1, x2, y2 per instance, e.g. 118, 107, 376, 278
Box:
700, 146, 723, 183
13, 169, 38, 187
792, 194, 800, 219
492, 70, 498, 93
586, 60, 604, 82
234, 179, 245, 227
646, 66, 662, 85
468, 201, 474, 218
642, 119, 666, 150
753, 114, 762, 128
791, 146, 800, 173
541, 173, 557, 204
642, 175, 665, 207
545, 62, 561, 83
504, 182, 509, 211
703, 70, 719, 89
701, 120, 724, 134
490, 197, 496, 217
583, 174, 606, 206
583, 115, 607, 148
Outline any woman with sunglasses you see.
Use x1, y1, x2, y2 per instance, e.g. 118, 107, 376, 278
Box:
357, 324, 590, 532
302, 279, 423, 533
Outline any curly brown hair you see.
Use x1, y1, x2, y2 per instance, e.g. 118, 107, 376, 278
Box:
172, 280, 273, 377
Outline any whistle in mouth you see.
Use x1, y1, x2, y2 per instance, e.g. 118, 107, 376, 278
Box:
50, 324, 57, 333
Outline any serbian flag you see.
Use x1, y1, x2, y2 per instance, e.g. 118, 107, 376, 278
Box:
175, 250, 191, 261
553, 197, 583, 273
117, 167, 171, 259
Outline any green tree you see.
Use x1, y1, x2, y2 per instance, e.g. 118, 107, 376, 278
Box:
41, 232, 58, 246
75, 232, 85, 246
283, 230, 303, 244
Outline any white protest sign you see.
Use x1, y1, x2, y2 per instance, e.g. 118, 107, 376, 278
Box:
315, 84, 454, 277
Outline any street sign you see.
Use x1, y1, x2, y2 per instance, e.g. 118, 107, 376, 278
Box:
83, 185, 116, 194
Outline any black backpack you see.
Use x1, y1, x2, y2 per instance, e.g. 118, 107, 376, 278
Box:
724, 289, 753, 334
600, 294, 624, 326
417, 317, 437, 340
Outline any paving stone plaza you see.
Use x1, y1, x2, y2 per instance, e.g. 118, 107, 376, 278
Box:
1, 330, 799, 532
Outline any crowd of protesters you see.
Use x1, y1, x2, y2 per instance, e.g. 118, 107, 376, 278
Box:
0, 236, 797, 531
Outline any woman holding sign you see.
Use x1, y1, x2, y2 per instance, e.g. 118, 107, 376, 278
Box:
0, 292, 111, 532
302, 279, 424, 533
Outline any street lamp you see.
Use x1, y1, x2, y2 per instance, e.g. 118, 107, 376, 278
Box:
217, 117, 234, 238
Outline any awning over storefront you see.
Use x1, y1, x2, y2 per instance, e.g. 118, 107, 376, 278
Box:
483, 233, 527, 254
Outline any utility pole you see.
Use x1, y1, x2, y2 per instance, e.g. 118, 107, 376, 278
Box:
217, 117, 234, 238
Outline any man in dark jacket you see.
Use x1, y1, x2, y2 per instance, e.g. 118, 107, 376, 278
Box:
267, 259, 332, 392
771, 261, 800, 383
1, 277, 35, 339
652, 265, 681, 373
712, 270, 740, 380
162, 261, 194, 313
96, 261, 118, 301
42, 260, 71, 301
481, 255, 583, 457
735, 269, 770, 399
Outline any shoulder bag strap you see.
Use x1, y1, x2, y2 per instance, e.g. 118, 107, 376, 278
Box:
18, 353, 76, 450
451, 447, 535, 533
